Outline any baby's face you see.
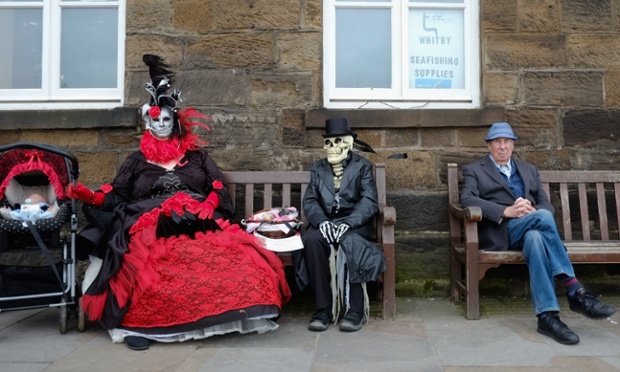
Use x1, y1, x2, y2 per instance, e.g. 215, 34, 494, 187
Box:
26, 194, 46, 204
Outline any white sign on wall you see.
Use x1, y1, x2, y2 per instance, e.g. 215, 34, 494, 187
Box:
408, 9, 464, 90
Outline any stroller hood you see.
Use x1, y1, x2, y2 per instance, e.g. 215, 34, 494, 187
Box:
0, 148, 69, 203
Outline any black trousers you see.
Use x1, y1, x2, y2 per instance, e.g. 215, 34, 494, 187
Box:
302, 227, 363, 312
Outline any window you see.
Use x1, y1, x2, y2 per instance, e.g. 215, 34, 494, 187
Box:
323, 0, 479, 109
0, 0, 125, 110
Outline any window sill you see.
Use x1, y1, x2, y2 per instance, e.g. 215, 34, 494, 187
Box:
0, 107, 139, 130
306, 107, 505, 128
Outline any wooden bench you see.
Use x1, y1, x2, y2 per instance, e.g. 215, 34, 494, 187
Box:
447, 162, 620, 320
222, 163, 396, 320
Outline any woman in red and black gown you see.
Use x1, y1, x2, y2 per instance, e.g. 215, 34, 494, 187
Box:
70, 55, 291, 350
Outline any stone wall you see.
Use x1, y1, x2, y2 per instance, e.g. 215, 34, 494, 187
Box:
2, 0, 620, 296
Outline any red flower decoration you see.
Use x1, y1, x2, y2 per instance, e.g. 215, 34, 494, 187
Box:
148, 106, 161, 119
212, 180, 224, 190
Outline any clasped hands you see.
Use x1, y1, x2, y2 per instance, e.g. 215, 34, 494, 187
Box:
503, 197, 536, 219
172, 192, 219, 222
319, 221, 350, 245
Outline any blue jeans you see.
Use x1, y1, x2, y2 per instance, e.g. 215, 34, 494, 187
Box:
507, 209, 575, 315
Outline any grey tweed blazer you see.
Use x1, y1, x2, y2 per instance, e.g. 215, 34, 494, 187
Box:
459, 154, 554, 251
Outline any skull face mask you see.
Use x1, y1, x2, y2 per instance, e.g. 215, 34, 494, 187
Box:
324, 135, 353, 165
142, 104, 176, 139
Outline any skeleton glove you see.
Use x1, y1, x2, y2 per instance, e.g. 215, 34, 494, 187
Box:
319, 221, 338, 244
334, 223, 350, 243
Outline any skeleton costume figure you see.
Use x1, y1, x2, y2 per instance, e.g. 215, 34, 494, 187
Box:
68, 55, 291, 351
294, 118, 387, 332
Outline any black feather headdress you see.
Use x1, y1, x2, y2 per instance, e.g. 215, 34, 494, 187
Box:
143, 54, 182, 109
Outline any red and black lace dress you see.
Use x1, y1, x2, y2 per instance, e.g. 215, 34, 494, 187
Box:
80, 149, 291, 343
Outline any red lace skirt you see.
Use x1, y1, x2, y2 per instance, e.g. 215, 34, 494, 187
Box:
120, 227, 288, 328
82, 193, 291, 329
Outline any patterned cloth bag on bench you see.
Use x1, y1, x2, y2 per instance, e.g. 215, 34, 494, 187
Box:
243, 207, 304, 252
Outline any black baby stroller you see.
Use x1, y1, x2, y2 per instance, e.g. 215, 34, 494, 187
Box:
0, 142, 83, 333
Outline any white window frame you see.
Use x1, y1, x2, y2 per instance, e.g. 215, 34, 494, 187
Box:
323, 0, 479, 109
0, 0, 125, 110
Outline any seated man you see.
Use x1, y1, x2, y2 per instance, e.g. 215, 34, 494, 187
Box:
295, 118, 386, 332
460, 122, 616, 345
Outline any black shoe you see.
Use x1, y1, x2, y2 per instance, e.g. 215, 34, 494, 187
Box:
339, 311, 364, 332
537, 314, 579, 345
308, 308, 331, 332
125, 336, 150, 350
568, 287, 617, 320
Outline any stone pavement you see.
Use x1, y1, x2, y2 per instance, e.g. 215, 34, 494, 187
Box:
1, 294, 619, 372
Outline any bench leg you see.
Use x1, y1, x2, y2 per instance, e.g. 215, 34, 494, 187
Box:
450, 247, 462, 302
381, 242, 396, 320
465, 250, 480, 320
465, 282, 480, 320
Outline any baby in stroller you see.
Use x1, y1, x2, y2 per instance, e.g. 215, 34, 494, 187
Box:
0, 145, 72, 248
1, 192, 58, 221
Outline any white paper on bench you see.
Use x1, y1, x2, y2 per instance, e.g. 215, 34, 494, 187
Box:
253, 232, 304, 252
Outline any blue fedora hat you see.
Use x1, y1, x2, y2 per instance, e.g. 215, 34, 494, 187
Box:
485, 122, 518, 142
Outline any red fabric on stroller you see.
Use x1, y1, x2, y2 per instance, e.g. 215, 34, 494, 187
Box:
0, 147, 69, 203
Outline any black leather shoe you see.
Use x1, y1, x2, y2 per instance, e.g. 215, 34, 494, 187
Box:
339, 311, 364, 332
537, 314, 579, 345
568, 287, 617, 320
125, 336, 150, 350
308, 308, 331, 332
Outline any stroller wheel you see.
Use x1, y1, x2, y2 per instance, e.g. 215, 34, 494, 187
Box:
77, 297, 86, 332
59, 304, 68, 334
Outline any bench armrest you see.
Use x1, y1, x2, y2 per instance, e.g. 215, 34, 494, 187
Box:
449, 202, 481, 255
379, 205, 397, 226
449, 203, 482, 222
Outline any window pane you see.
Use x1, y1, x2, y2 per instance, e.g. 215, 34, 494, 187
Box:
0, 8, 42, 89
336, 9, 391, 89
61, 8, 118, 89
408, 9, 464, 89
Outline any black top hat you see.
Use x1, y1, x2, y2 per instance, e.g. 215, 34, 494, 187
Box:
323, 118, 356, 138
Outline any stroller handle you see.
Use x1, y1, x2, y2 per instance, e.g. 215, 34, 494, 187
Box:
0, 142, 80, 181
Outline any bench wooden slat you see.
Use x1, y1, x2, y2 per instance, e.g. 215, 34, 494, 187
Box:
475, 243, 620, 264
538, 171, 620, 183
244, 184, 254, 218
542, 183, 550, 200
225, 171, 310, 184
597, 183, 609, 240
222, 163, 396, 320
227, 183, 236, 206
300, 184, 308, 223
559, 183, 572, 240
263, 183, 273, 209
448, 163, 620, 320
283, 183, 291, 207
578, 183, 590, 240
